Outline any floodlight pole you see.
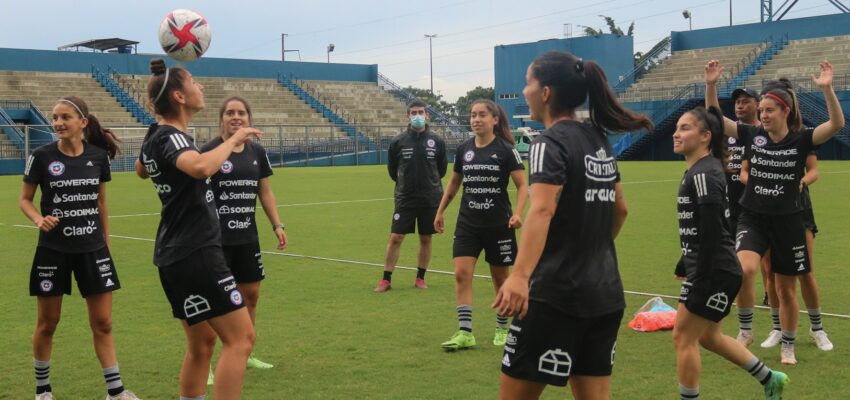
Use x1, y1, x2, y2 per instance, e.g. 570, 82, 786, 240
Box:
282, 33, 287, 62
425, 34, 437, 94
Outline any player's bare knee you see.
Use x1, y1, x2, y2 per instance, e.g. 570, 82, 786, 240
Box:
388, 233, 405, 245
89, 316, 113, 336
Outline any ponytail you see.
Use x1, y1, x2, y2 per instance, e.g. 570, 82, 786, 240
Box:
529, 52, 653, 134
58, 96, 121, 159
470, 99, 514, 145
584, 61, 654, 133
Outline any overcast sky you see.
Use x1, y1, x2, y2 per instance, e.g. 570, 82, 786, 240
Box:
0, 0, 842, 100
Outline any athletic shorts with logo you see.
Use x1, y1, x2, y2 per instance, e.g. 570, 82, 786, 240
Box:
452, 222, 517, 266
158, 246, 245, 325
222, 241, 265, 283
391, 207, 438, 235
736, 209, 810, 275
501, 301, 623, 387
30, 246, 120, 297
679, 271, 742, 323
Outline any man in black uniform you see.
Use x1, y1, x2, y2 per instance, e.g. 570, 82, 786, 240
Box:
374, 99, 448, 292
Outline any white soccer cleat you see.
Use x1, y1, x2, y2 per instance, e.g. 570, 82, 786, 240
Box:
106, 390, 141, 400
736, 329, 754, 347
810, 329, 834, 351
761, 330, 782, 348
35, 393, 54, 400
780, 343, 797, 365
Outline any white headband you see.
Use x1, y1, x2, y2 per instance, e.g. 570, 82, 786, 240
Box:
58, 99, 85, 118
152, 68, 171, 104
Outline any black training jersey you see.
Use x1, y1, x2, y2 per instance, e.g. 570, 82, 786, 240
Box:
201, 137, 273, 246
139, 124, 221, 267
23, 142, 111, 253
525, 120, 624, 318
738, 125, 813, 215
453, 137, 524, 228
725, 135, 746, 216
677, 156, 740, 280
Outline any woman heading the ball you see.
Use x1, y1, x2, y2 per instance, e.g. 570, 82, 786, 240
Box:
135, 59, 259, 400
671, 106, 788, 400
492, 51, 648, 400
705, 59, 843, 365
434, 99, 527, 351
200, 96, 288, 376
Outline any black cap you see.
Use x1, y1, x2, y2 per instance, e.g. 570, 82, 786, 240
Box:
731, 88, 758, 101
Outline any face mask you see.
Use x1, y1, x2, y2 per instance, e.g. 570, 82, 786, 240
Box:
410, 115, 426, 129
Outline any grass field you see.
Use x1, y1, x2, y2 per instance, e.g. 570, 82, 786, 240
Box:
1, 161, 849, 399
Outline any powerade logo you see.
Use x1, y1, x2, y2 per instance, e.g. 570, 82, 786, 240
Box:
221, 160, 234, 174
48, 161, 65, 176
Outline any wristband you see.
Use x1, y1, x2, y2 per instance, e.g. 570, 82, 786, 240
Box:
272, 223, 285, 231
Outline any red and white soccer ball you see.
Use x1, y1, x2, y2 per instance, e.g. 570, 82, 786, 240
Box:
158, 9, 211, 62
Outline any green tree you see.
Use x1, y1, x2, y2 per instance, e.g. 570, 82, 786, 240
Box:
454, 86, 495, 118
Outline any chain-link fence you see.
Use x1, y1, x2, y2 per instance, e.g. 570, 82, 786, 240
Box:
0, 124, 471, 174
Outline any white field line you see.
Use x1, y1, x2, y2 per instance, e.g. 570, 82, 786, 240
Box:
9, 224, 850, 320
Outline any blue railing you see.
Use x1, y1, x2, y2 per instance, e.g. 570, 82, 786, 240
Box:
615, 36, 672, 92
795, 91, 850, 146
722, 34, 789, 94
276, 73, 373, 149
616, 84, 703, 159
377, 73, 462, 133
0, 106, 24, 149
91, 66, 155, 125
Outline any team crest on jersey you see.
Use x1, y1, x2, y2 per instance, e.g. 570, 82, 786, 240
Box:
464, 150, 475, 162
728, 137, 737, 145
584, 147, 617, 182
221, 160, 234, 174
753, 136, 768, 147
230, 290, 244, 305
427, 139, 435, 148
40, 279, 53, 292
48, 161, 65, 176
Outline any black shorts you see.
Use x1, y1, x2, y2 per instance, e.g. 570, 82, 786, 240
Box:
158, 246, 245, 326
802, 208, 818, 237
679, 272, 742, 323
29, 246, 120, 297
222, 242, 265, 284
736, 210, 810, 276
501, 301, 623, 387
391, 207, 438, 235
452, 223, 517, 266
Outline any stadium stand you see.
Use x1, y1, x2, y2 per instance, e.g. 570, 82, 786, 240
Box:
744, 34, 850, 89
299, 80, 411, 137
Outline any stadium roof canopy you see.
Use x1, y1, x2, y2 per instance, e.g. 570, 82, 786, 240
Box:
58, 38, 139, 53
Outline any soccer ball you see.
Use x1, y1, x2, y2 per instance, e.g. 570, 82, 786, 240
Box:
158, 9, 211, 62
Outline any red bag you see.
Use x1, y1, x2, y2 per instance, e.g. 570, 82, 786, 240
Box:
628, 310, 677, 332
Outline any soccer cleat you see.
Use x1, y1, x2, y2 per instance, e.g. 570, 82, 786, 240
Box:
810, 329, 834, 351
780, 343, 797, 365
737, 330, 754, 347
373, 279, 392, 293
35, 393, 54, 400
414, 278, 428, 289
441, 330, 476, 351
247, 354, 274, 369
106, 390, 141, 400
761, 330, 782, 348
207, 368, 214, 385
763, 371, 789, 400
493, 327, 509, 346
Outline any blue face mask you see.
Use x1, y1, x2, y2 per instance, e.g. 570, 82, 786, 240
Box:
410, 114, 426, 129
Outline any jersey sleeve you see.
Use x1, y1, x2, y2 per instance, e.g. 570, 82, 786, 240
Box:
23, 151, 43, 184
691, 170, 725, 205
528, 136, 567, 186
800, 127, 815, 154
505, 144, 525, 172
100, 153, 112, 183
453, 143, 465, 174
257, 144, 274, 178
159, 130, 199, 166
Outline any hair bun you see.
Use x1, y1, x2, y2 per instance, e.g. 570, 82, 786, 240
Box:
150, 59, 167, 76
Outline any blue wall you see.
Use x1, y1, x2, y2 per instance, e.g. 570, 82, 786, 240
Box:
672, 13, 850, 51
494, 34, 634, 127
0, 48, 378, 82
